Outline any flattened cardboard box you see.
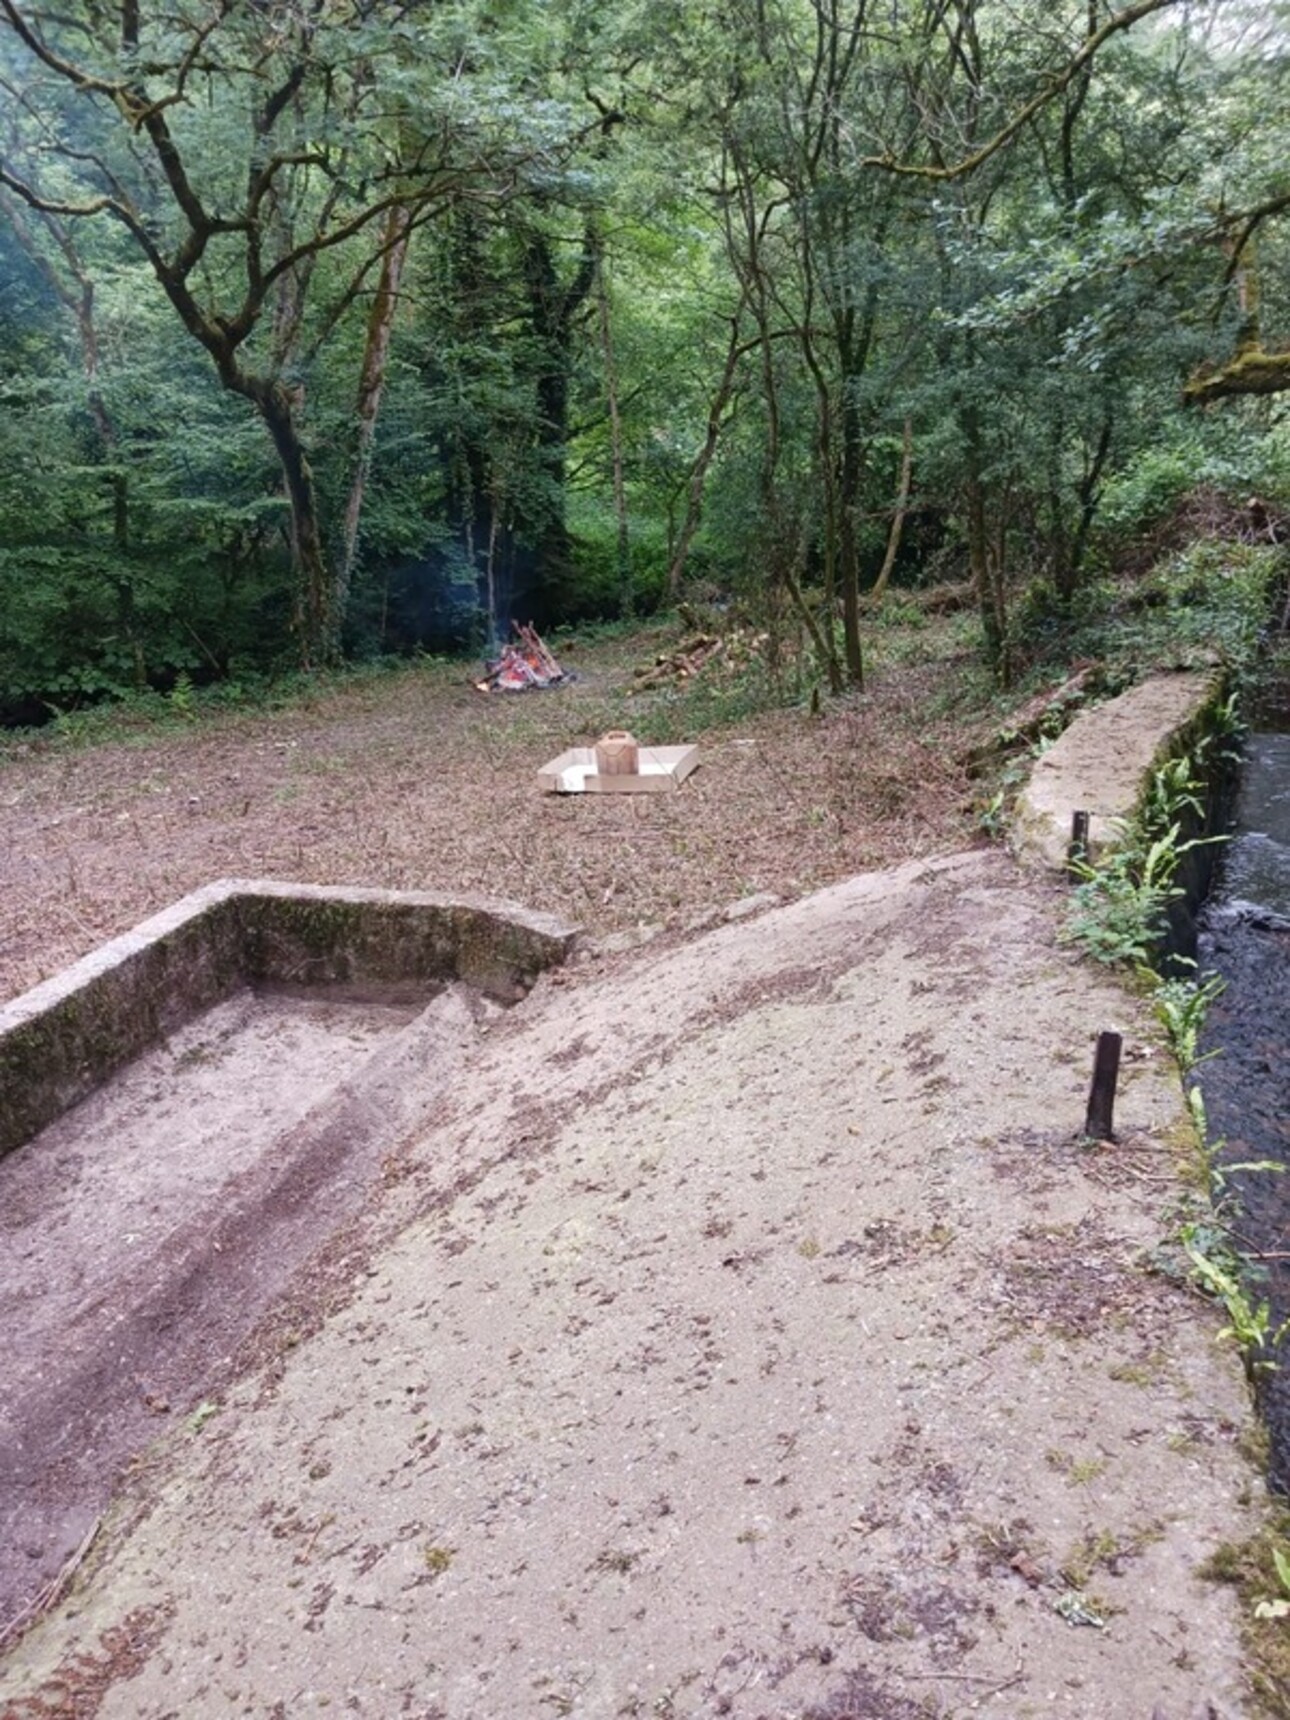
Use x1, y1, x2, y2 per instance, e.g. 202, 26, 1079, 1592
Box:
538, 744, 700, 794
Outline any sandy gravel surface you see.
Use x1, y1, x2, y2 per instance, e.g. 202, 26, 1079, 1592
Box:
0, 851, 1259, 1719
0, 986, 437, 1621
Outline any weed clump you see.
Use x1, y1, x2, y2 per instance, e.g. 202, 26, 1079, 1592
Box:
1201, 1522, 1290, 1717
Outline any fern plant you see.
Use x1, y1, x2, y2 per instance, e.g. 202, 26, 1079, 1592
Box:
1063, 819, 1197, 967
1061, 742, 1223, 969
1154, 974, 1226, 1072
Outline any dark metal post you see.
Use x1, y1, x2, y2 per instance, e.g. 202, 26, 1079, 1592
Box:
1084, 1031, 1123, 1141
1068, 809, 1090, 875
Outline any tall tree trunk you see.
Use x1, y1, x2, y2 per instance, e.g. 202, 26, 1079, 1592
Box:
792, 234, 842, 691
962, 403, 1010, 684
251, 379, 334, 668
665, 294, 749, 600
838, 387, 865, 689
829, 125, 879, 693
867, 418, 914, 605
439, 205, 497, 630
336, 203, 413, 614
1070, 409, 1114, 587
522, 220, 600, 592
595, 257, 632, 617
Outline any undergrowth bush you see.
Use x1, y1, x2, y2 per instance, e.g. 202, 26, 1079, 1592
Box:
1145, 540, 1285, 671
1012, 520, 1286, 693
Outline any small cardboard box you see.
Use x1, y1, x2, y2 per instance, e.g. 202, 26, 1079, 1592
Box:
594, 731, 640, 775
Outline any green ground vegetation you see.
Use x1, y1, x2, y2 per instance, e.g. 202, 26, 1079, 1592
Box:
0, 0, 1289, 719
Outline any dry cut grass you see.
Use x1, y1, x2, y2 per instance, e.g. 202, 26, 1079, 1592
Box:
0, 615, 1001, 1002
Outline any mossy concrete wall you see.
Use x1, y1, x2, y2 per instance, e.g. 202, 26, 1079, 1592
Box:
0, 881, 576, 1160
1013, 669, 1223, 871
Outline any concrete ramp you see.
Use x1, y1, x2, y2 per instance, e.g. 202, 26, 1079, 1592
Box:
1, 853, 1257, 1719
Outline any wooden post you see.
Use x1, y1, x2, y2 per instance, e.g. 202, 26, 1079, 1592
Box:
1084, 1031, 1122, 1141
1068, 809, 1090, 875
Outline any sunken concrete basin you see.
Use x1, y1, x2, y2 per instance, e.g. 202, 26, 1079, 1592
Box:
0, 882, 576, 1622
0, 879, 577, 1159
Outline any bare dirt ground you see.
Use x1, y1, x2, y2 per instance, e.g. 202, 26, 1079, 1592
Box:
0, 623, 1267, 1718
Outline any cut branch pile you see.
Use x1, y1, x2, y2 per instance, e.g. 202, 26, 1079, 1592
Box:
632, 633, 721, 689
631, 628, 769, 692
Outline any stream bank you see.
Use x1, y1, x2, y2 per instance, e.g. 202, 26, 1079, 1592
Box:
1197, 700, 1290, 1488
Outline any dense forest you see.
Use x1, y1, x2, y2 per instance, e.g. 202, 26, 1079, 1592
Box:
0, 0, 1286, 720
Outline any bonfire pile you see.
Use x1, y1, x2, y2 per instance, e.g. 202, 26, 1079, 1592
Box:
475, 622, 572, 693
631, 627, 769, 692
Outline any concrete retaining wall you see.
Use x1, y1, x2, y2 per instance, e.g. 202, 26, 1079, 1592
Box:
1013, 669, 1223, 870
0, 881, 576, 1159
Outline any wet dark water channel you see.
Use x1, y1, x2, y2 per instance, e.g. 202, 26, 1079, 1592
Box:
1196, 724, 1290, 1485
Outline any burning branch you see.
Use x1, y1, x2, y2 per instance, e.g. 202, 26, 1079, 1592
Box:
475, 623, 572, 693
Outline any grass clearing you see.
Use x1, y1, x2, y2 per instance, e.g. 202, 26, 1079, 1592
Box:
0, 613, 999, 1002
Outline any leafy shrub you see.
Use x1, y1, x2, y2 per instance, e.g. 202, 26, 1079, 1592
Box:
1146, 540, 1283, 670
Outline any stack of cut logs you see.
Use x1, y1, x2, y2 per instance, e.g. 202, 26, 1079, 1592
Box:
631, 634, 722, 690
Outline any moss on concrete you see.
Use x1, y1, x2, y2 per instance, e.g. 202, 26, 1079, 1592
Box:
0, 883, 576, 1160
1014, 669, 1224, 871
